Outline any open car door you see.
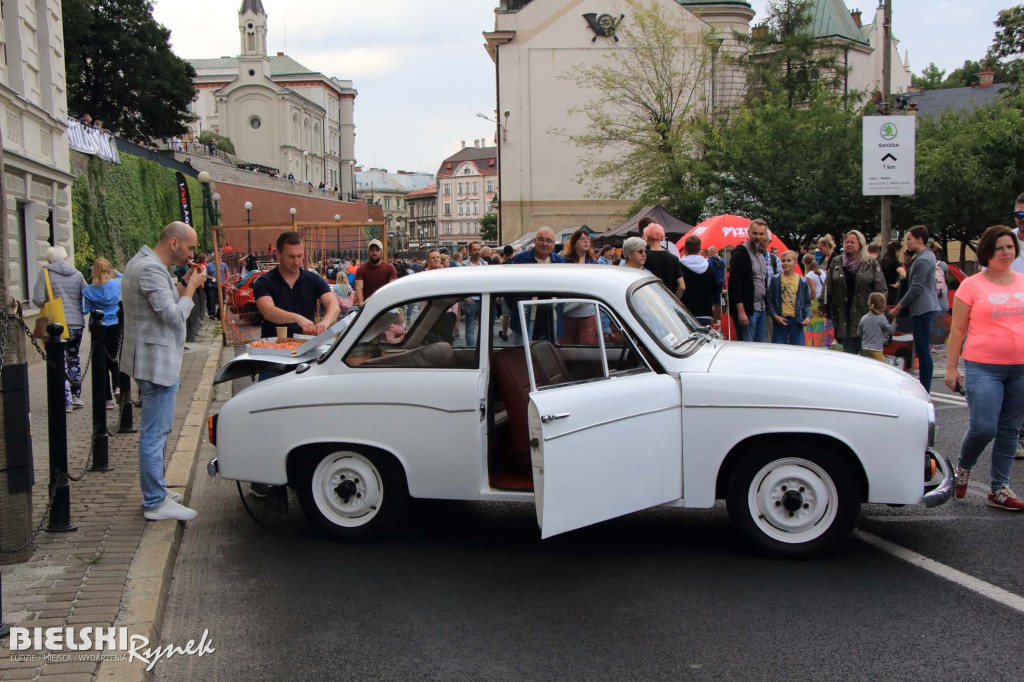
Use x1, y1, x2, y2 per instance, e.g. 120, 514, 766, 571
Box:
519, 299, 682, 538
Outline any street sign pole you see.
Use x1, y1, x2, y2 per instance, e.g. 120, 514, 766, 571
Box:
879, 0, 894, 245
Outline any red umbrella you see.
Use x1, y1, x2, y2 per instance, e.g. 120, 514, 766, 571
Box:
676, 214, 789, 253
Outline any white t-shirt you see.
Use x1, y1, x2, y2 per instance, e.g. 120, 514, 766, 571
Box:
806, 270, 826, 300
1013, 228, 1024, 274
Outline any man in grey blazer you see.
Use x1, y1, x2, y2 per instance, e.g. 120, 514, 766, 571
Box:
122, 222, 207, 521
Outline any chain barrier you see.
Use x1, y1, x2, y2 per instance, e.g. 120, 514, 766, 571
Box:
0, 302, 127, 553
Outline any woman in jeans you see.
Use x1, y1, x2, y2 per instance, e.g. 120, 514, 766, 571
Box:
947, 225, 1024, 510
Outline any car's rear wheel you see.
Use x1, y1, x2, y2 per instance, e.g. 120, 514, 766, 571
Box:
295, 449, 407, 541
726, 448, 860, 558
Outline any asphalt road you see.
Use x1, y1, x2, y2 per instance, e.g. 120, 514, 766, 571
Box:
156, 354, 1024, 681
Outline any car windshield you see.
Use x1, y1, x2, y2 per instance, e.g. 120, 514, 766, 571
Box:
629, 281, 702, 353
316, 307, 363, 363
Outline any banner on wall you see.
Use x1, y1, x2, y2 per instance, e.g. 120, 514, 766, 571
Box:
66, 119, 120, 163
175, 172, 193, 226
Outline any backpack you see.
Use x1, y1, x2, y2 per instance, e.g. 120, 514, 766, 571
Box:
935, 264, 947, 299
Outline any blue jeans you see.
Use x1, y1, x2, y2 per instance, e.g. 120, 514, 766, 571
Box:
771, 317, 805, 345
462, 299, 480, 347
957, 361, 1024, 492
137, 379, 179, 509
911, 311, 935, 393
737, 309, 767, 342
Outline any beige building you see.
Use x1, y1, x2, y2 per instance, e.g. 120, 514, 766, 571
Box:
0, 0, 75, 304
354, 168, 434, 252
436, 141, 498, 247
188, 0, 358, 198
485, 0, 753, 241
405, 184, 438, 250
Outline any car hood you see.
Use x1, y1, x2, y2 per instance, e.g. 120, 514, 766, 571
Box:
708, 342, 930, 400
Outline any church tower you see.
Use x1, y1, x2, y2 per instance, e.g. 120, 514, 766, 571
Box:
238, 0, 270, 81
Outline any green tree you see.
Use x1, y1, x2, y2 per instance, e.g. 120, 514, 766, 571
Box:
199, 131, 237, 156
561, 0, 715, 222
740, 0, 849, 108
64, 0, 197, 141
479, 213, 498, 242
907, 91, 1024, 264
705, 87, 876, 245
988, 5, 1024, 60
911, 63, 946, 89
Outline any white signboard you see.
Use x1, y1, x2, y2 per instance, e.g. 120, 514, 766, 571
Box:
67, 119, 121, 164
862, 116, 914, 196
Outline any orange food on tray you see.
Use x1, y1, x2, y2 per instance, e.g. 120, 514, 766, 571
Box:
249, 339, 304, 350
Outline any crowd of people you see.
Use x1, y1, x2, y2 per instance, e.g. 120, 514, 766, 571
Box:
29, 189, 1023, 522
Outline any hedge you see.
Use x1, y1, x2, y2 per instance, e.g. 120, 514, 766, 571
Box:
71, 154, 211, 274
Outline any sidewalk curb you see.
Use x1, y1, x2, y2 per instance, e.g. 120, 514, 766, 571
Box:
95, 338, 222, 681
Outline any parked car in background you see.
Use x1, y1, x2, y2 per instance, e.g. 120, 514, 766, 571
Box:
208, 266, 952, 557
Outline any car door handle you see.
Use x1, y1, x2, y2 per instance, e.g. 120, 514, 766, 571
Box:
541, 413, 570, 423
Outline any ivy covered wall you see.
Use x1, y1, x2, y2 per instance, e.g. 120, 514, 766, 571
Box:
71, 154, 210, 273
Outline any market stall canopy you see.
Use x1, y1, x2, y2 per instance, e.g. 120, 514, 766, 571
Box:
677, 214, 789, 253
506, 230, 537, 251
592, 206, 694, 247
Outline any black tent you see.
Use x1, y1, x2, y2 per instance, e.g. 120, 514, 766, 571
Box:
592, 205, 694, 247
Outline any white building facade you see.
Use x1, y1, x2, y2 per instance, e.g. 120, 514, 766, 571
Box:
485, 0, 753, 241
188, 0, 358, 198
0, 0, 75, 304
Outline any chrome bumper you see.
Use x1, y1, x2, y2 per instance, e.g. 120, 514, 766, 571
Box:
922, 449, 953, 508
207, 458, 219, 478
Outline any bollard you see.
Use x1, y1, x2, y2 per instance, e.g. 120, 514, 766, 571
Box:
116, 303, 136, 433
89, 311, 113, 472
44, 323, 77, 534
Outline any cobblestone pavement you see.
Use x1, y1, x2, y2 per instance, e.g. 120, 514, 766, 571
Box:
0, 323, 221, 681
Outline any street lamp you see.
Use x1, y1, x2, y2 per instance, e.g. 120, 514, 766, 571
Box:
348, 160, 355, 200
289, 207, 296, 225
476, 111, 509, 142
211, 192, 221, 224
243, 200, 253, 253
197, 170, 212, 252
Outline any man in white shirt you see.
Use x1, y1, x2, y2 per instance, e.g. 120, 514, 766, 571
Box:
462, 241, 487, 345
1013, 193, 1024, 274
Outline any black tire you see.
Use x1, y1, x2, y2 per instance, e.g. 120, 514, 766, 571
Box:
726, 447, 861, 558
294, 448, 407, 541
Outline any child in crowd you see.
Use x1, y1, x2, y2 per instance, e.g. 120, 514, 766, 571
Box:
858, 292, 897, 362
767, 251, 811, 345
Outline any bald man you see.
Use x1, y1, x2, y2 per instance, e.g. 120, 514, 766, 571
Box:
122, 222, 206, 522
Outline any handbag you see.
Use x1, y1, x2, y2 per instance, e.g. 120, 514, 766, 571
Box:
33, 269, 70, 340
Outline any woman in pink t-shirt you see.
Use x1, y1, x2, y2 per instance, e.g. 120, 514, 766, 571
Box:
946, 225, 1024, 511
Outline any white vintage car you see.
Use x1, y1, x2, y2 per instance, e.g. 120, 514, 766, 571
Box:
208, 265, 952, 557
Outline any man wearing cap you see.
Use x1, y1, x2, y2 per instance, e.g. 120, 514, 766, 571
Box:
355, 239, 398, 305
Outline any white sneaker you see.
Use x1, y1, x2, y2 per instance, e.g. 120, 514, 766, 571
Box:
139, 492, 182, 509
143, 497, 197, 521
1015, 440, 1024, 460
71, 397, 85, 408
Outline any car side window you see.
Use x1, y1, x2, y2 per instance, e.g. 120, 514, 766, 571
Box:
517, 299, 651, 390
344, 295, 480, 369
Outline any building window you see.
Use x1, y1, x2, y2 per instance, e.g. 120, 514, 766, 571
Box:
249, 116, 262, 130
473, 182, 478, 193
444, 203, 450, 216
443, 183, 450, 195
487, 180, 494, 193
458, 182, 463, 194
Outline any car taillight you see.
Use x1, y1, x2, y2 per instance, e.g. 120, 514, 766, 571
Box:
208, 414, 218, 446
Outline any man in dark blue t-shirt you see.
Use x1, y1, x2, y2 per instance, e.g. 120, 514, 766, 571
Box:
253, 231, 339, 339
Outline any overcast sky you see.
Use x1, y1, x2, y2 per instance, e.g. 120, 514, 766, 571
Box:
152, 0, 1009, 174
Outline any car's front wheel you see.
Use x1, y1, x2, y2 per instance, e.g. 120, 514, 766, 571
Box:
295, 449, 407, 541
726, 448, 861, 558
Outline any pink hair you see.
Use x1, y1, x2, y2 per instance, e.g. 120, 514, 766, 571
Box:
642, 223, 666, 241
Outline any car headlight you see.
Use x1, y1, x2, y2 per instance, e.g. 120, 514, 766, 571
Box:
927, 403, 936, 447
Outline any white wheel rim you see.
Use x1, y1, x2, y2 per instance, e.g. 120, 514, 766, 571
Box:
311, 453, 383, 528
747, 457, 838, 544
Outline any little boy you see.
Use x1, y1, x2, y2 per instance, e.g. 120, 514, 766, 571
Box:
767, 251, 811, 345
